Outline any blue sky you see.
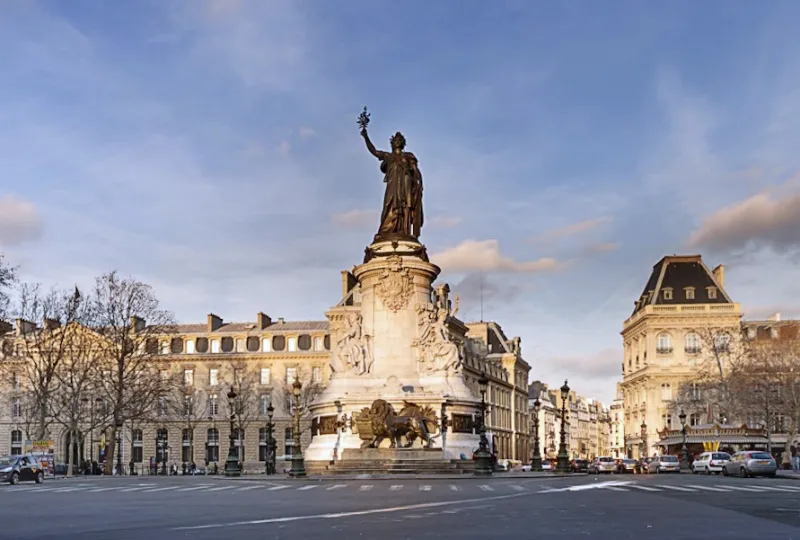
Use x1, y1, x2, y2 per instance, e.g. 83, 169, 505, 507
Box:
2, 0, 800, 405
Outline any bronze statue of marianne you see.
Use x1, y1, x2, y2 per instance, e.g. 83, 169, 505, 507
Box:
358, 107, 424, 242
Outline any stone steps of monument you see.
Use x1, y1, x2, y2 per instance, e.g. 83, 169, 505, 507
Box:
324, 460, 475, 475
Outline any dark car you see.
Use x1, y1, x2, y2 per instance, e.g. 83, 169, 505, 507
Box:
617, 458, 638, 474
0, 455, 46, 485
570, 459, 589, 472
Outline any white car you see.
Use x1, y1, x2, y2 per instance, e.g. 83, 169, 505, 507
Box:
692, 452, 731, 475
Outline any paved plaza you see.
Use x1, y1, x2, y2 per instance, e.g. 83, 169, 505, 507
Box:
2, 474, 800, 539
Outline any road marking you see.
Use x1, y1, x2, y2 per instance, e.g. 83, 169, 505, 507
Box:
716, 485, 764, 492
52, 487, 84, 492
389, 485, 403, 491
268, 485, 290, 491
359, 485, 374, 491
120, 487, 150, 492
325, 484, 347, 491
656, 485, 696, 492
686, 485, 728, 492
178, 485, 213, 492
142, 486, 180, 493
604, 486, 628, 491
87, 487, 124, 493
772, 485, 800, 492
539, 480, 632, 493
449, 485, 460, 492
509, 485, 525, 492
173, 491, 532, 531
297, 485, 318, 491
478, 485, 494, 491
745, 485, 799, 493
419, 485, 431, 491
207, 485, 237, 492
628, 485, 661, 492
235, 485, 263, 492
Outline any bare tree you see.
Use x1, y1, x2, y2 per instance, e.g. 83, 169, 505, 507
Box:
50, 295, 111, 476
0, 254, 16, 321
276, 367, 324, 434
90, 271, 175, 475
0, 284, 84, 441
167, 369, 207, 465
223, 361, 260, 461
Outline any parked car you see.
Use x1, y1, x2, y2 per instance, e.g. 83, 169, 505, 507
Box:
588, 456, 617, 474
635, 457, 653, 474
570, 459, 589, 473
722, 451, 777, 478
617, 458, 638, 474
692, 452, 731, 475
647, 455, 681, 474
0, 455, 46, 485
542, 461, 553, 471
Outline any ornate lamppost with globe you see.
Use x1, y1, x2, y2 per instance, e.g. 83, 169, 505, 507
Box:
289, 379, 307, 477
640, 421, 648, 460
224, 386, 242, 477
556, 380, 571, 473
474, 372, 493, 476
531, 397, 543, 472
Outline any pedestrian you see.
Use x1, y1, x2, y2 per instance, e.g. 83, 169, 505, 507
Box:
791, 444, 799, 471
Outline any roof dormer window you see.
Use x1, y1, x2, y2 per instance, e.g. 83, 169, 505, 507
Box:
684, 287, 695, 300
706, 286, 717, 299
662, 288, 673, 300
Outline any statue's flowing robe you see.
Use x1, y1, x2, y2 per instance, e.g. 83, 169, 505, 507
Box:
378, 152, 423, 238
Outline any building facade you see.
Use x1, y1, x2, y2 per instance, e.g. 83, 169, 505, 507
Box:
609, 383, 625, 458
619, 255, 742, 458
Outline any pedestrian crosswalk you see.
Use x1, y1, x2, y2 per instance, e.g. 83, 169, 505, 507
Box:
2, 480, 800, 497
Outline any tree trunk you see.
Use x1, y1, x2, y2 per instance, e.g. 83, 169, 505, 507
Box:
66, 428, 75, 478
37, 407, 48, 441
104, 423, 117, 475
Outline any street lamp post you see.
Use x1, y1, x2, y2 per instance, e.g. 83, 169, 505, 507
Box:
556, 380, 571, 473
531, 398, 543, 472
224, 386, 242, 477
289, 379, 307, 477
679, 410, 689, 471
265, 403, 275, 475
474, 372, 493, 476
640, 421, 647, 460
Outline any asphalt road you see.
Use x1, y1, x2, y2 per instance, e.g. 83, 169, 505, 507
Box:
2, 473, 800, 539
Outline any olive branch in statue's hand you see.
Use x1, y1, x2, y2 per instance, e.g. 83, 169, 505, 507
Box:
357, 106, 370, 134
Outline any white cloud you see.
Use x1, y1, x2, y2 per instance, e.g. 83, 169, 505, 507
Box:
299, 126, 315, 138
534, 216, 611, 242
431, 239, 562, 273
688, 188, 800, 253
331, 209, 378, 229
585, 242, 621, 254
276, 140, 292, 156
0, 195, 44, 246
430, 215, 462, 228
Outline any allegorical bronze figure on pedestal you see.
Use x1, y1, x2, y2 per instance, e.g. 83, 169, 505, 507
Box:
358, 107, 424, 242
355, 399, 439, 449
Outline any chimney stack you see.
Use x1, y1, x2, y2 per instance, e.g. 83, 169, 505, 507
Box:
341, 271, 356, 299
207, 313, 223, 332
130, 316, 146, 332
43, 318, 61, 331
15, 319, 37, 336
768, 312, 781, 322
712, 264, 725, 288
257, 312, 272, 330
278, 317, 285, 324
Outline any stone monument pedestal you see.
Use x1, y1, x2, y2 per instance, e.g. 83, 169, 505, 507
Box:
305, 238, 482, 465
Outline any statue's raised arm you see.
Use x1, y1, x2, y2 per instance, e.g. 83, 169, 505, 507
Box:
361, 128, 387, 160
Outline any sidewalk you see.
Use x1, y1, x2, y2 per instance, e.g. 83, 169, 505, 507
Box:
777, 470, 800, 480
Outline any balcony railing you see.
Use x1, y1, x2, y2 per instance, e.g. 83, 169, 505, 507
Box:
624, 303, 741, 327
656, 347, 673, 354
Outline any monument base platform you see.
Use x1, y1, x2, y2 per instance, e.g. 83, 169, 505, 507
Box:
306, 448, 475, 476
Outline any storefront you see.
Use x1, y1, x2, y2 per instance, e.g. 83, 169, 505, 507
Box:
656, 423, 769, 461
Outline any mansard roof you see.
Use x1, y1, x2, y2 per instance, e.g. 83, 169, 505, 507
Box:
631, 254, 732, 315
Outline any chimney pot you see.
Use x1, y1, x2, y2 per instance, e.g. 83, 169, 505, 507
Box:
256, 312, 272, 330
712, 264, 725, 288
278, 317, 285, 324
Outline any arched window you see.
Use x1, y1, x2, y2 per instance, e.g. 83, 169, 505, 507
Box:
132, 429, 143, 463
156, 429, 169, 462
206, 428, 219, 463
182, 429, 193, 463
714, 333, 730, 352
684, 333, 701, 354
10, 430, 22, 455
233, 428, 245, 461
656, 333, 672, 354
284, 427, 294, 459
259, 427, 270, 462
660, 383, 672, 401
